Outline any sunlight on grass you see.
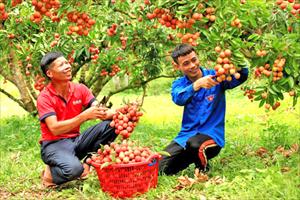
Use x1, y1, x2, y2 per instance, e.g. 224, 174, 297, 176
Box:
0, 82, 299, 199
0, 80, 27, 118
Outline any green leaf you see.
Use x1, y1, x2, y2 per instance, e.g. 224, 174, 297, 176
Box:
285, 66, 291, 75
100, 162, 112, 169
293, 95, 297, 107
255, 95, 262, 101
248, 17, 257, 27
268, 87, 276, 95
288, 77, 294, 88
277, 77, 289, 86
201, 30, 211, 43
157, 151, 171, 157
271, 85, 281, 93
277, 92, 284, 100
247, 34, 260, 41
269, 95, 274, 106
259, 99, 265, 108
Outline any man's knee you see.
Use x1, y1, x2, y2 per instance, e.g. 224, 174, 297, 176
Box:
62, 162, 83, 180
186, 134, 213, 152
100, 120, 111, 128
186, 137, 201, 151
97, 120, 115, 134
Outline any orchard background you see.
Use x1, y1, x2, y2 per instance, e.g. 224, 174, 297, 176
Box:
0, 0, 299, 199
0, 0, 299, 114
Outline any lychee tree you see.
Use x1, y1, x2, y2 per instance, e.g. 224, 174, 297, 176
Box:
0, 0, 299, 115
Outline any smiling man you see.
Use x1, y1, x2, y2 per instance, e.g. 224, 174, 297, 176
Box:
37, 52, 117, 187
159, 44, 249, 175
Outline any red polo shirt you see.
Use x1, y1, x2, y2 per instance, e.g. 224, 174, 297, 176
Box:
37, 82, 95, 142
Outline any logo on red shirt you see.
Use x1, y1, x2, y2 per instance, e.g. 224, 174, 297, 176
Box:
73, 99, 82, 105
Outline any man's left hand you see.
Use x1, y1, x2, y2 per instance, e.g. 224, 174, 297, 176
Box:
98, 107, 115, 121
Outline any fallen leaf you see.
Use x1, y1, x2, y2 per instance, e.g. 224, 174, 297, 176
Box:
209, 176, 225, 185
282, 150, 292, 158
290, 143, 299, 153
173, 184, 185, 191
199, 194, 207, 200
256, 147, 268, 158
275, 145, 285, 153
281, 166, 290, 173
175, 175, 197, 191
194, 169, 209, 182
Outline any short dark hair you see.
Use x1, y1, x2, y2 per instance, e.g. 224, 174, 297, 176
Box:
40, 51, 64, 77
171, 44, 196, 64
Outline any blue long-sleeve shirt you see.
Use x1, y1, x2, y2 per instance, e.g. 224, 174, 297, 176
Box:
171, 67, 249, 148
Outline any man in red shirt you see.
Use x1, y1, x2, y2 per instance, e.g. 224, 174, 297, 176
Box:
37, 52, 117, 187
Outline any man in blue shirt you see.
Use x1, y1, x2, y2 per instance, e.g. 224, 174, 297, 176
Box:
159, 44, 249, 175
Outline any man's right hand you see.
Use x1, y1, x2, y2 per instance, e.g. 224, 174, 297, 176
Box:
81, 106, 107, 121
193, 75, 219, 91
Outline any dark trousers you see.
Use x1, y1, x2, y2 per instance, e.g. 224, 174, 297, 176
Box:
159, 134, 221, 175
41, 120, 117, 185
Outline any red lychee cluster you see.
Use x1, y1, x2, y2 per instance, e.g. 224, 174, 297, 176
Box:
66, 11, 96, 36
86, 140, 157, 165
120, 33, 128, 50
12, 0, 23, 7
67, 50, 75, 65
256, 49, 267, 57
107, 24, 118, 36
147, 8, 202, 30
89, 44, 100, 62
230, 18, 242, 28
276, 0, 300, 17
0, 3, 8, 21
254, 64, 271, 78
176, 32, 200, 46
30, 0, 61, 23
272, 57, 285, 82
34, 74, 46, 91
110, 103, 143, 139
264, 101, 281, 110
50, 33, 60, 47
213, 46, 240, 82
100, 64, 121, 77
204, 7, 216, 22
241, 87, 256, 102
7, 33, 15, 39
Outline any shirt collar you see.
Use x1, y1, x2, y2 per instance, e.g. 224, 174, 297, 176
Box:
46, 81, 74, 97
184, 67, 207, 83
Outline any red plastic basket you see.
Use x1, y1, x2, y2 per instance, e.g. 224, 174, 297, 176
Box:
91, 154, 161, 198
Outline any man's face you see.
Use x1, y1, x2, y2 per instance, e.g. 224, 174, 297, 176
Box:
47, 56, 72, 81
176, 51, 201, 80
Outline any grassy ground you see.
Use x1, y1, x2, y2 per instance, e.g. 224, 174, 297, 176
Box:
0, 79, 300, 200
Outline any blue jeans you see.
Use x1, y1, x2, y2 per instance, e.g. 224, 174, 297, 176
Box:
40, 120, 117, 185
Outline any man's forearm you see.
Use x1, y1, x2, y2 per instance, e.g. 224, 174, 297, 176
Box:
172, 84, 195, 106
46, 113, 87, 136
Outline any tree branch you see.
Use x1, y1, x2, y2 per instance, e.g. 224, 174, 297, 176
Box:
25, 77, 38, 100
107, 74, 176, 99
113, 8, 136, 19
0, 58, 15, 85
0, 87, 25, 109
140, 84, 147, 107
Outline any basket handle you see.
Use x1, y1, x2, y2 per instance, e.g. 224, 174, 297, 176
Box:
147, 153, 161, 166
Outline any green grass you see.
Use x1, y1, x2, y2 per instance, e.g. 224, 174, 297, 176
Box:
0, 81, 300, 199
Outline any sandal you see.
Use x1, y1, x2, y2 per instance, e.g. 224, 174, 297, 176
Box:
41, 170, 57, 188
79, 163, 90, 180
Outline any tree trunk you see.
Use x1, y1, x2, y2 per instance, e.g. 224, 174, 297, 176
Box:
9, 50, 37, 115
